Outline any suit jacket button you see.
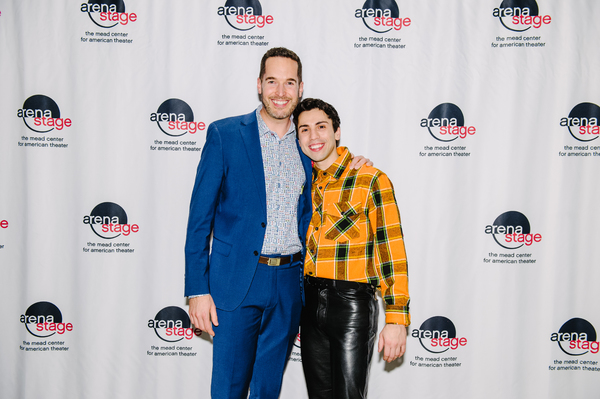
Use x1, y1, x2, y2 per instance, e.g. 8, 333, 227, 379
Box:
261, 222, 266, 228
254, 251, 258, 256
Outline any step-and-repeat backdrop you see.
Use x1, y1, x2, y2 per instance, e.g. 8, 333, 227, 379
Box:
1, 1, 599, 398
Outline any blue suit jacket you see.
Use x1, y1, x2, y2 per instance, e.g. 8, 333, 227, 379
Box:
184, 111, 313, 311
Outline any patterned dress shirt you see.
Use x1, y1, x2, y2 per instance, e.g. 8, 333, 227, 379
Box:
304, 147, 410, 325
256, 106, 305, 255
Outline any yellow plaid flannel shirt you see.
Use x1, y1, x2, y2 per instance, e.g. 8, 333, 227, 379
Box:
304, 147, 410, 325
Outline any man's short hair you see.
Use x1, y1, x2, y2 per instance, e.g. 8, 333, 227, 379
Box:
293, 98, 341, 132
259, 47, 303, 82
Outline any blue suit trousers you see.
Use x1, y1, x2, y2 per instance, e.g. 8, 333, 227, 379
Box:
211, 259, 303, 399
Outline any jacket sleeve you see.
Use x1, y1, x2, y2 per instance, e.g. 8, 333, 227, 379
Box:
184, 123, 224, 297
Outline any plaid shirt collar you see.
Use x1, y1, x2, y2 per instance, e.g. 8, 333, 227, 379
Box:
314, 146, 352, 183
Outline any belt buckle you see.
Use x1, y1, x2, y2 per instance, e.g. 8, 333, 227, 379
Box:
267, 257, 281, 266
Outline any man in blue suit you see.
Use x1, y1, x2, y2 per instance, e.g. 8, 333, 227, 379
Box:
184, 47, 310, 398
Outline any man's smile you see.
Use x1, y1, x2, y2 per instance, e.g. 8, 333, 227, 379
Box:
270, 98, 290, 107
308, 143, 325, 152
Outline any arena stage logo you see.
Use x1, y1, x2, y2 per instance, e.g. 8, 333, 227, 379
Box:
83, 202, 139, 239
560, 102, 600, 142
551, 318, 599, 356
150, 99, 205, 137
20, 302, 73, 338
293, 333, 301, 349
493, 0, 551, 32
420, 103, 476, 142
217, 0, 273, 31
81, 0, 137, 28
17, 95, 72, 133
412, 316, 467, 354
485, 211, 542, 249
355, 0, 411, 33
148, 306, 202, 342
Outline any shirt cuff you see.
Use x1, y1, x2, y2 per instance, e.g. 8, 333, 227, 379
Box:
385, 312, 411, 326
188, 293, 209, 299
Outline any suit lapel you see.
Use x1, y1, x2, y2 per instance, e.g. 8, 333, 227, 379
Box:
240, 112, 267, 216
297, 140, 313, 234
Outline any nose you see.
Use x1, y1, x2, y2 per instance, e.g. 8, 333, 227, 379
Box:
276, 83, 285, 96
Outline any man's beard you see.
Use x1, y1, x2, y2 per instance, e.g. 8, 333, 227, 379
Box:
261, 95, 299, 120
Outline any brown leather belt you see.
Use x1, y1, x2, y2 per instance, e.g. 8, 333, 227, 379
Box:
258, 252, 302, 266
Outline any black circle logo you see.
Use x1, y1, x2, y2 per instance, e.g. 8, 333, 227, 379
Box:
564, 103, 600, 142
84, 0, 126, 28
83, 202, 139, 239
19, 95, 61, 133
413, 316, 467, 353
149, 306, 200, 342
485, 211, 539, 250
554, 318, 598, 356
496, 0, 539, 32
21, 301, 70, 338
357, 0, 400, 34
153, 99, 195, 137
422, 103, 471, 142
220, 0, 264, 31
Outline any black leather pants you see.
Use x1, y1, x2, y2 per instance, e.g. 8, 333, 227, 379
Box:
301, 276, 378, 399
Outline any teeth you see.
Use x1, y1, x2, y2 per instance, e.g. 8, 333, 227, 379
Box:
309, 143, 324, 151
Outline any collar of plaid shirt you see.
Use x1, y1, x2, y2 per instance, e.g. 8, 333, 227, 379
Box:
313, 146, 351, 183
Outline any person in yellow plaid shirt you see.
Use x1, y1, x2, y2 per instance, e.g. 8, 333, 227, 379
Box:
293, 98, 410, 399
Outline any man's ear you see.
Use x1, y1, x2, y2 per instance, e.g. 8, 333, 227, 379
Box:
299, 81, 304, 98
257, 77, 262, 95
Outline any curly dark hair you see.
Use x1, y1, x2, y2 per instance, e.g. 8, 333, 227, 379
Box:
293, 98, 341, 132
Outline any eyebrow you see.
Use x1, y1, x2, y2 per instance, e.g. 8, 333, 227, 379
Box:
264, 76, 298, 83
298, 120, 329, 129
